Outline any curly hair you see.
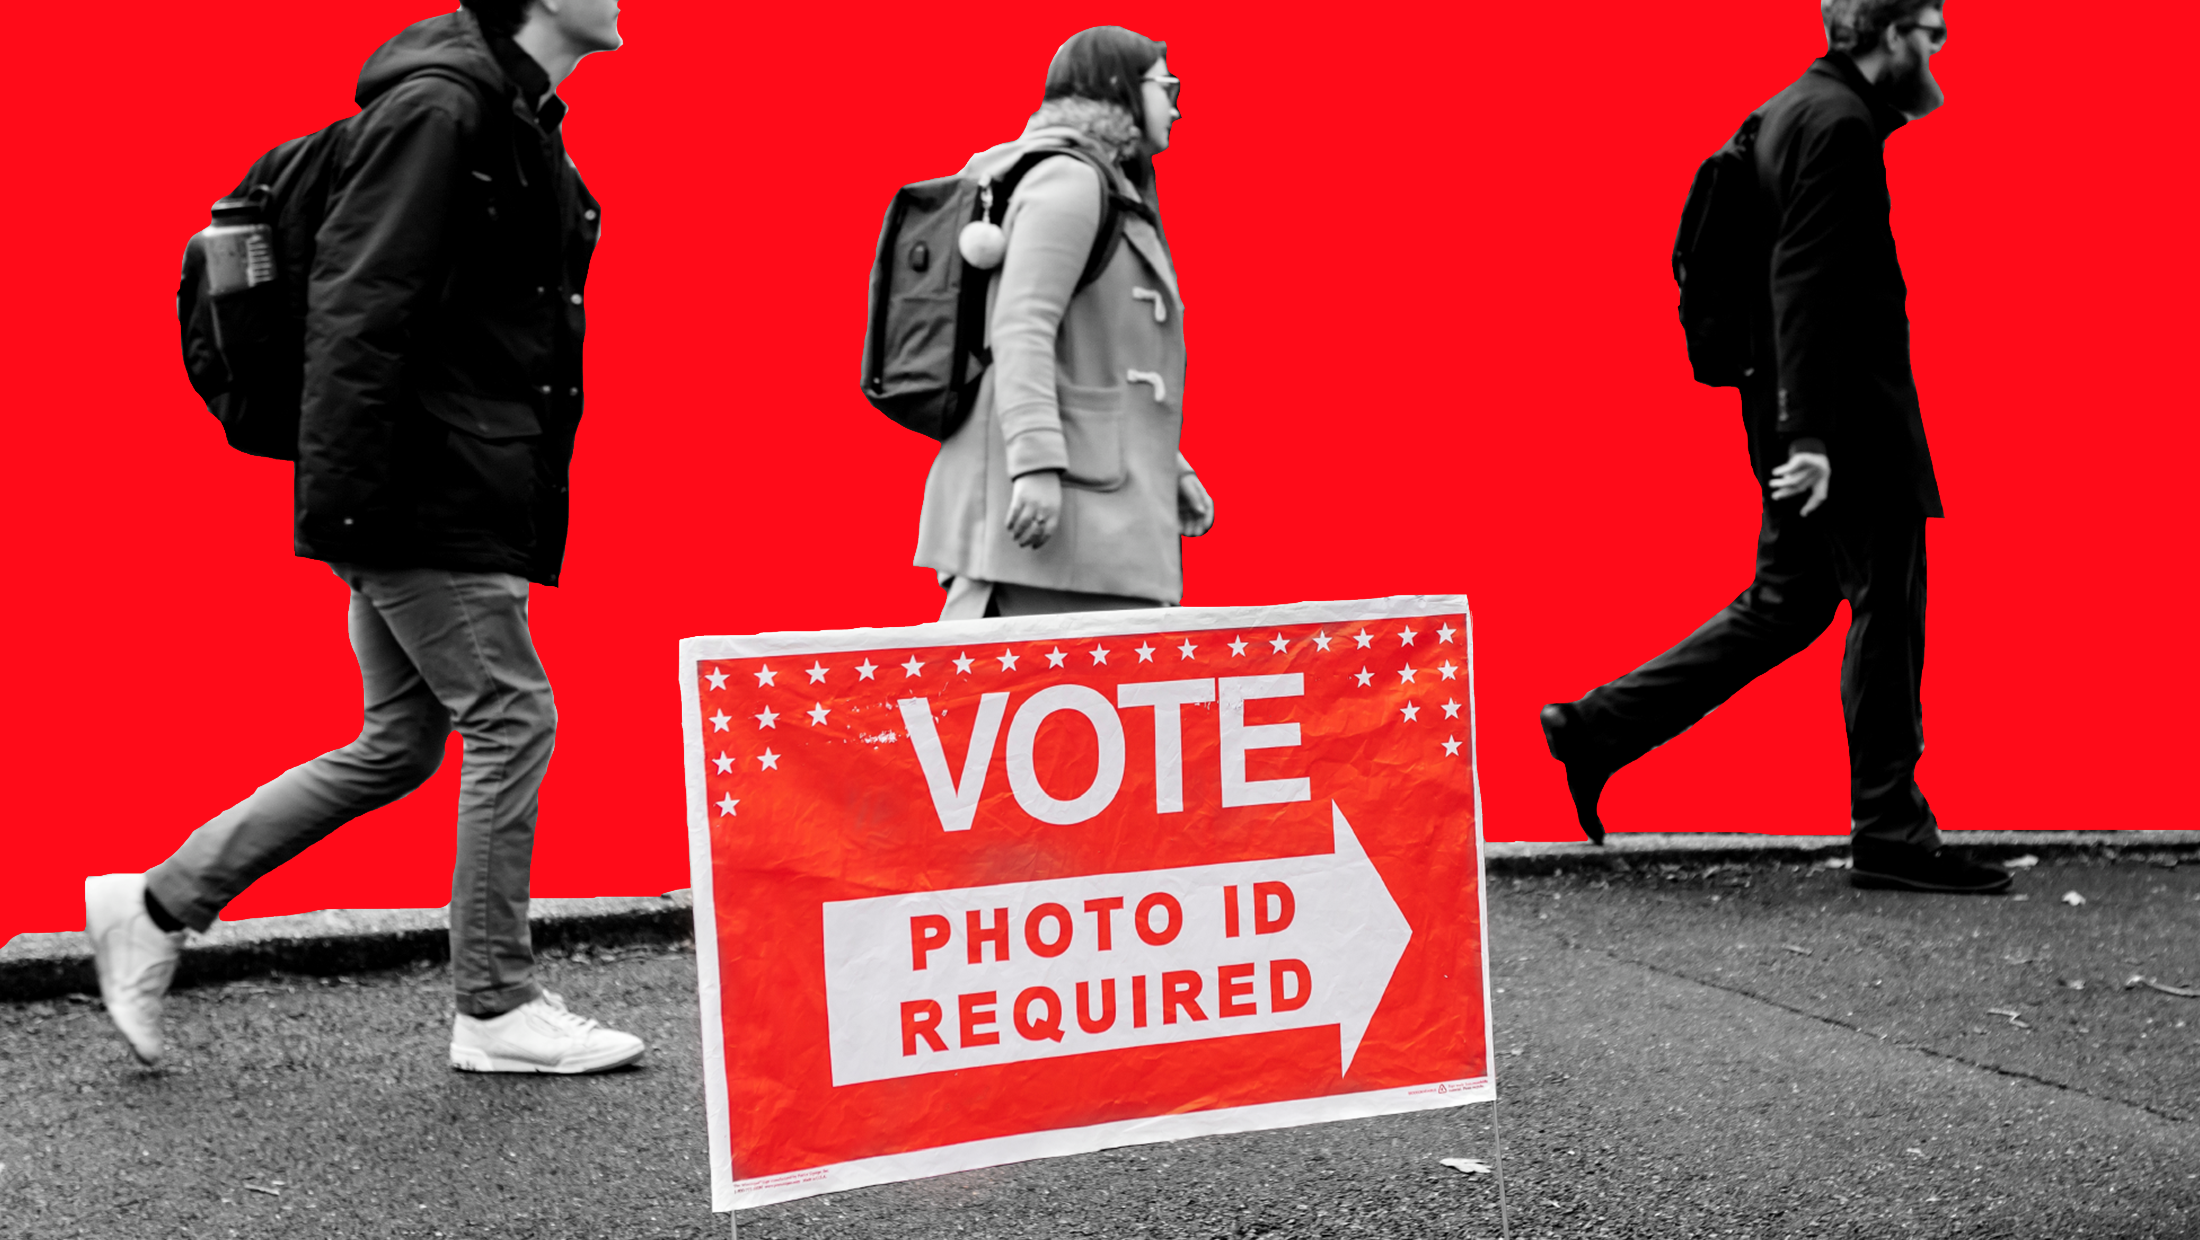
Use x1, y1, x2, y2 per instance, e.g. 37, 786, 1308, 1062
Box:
1027, 96, 1145, 168
1822, 0, 1940, 54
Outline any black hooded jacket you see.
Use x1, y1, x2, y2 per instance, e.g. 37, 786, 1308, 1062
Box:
1751, 53, 1943, 519
294, 9, 601, 584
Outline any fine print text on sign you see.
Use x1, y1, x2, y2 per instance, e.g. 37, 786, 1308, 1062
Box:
680, 597, 1493, 1213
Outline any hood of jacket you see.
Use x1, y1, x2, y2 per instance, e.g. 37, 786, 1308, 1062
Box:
355, 8, 509, 109
959, 97, 1144, 201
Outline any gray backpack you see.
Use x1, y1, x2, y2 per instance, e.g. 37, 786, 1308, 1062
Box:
860, 146, 1126, 440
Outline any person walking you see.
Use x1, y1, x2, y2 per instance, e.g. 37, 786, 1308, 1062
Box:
1539, 0, 2009, 894
84, 0, 647, 1070
916, 25, 1217, 620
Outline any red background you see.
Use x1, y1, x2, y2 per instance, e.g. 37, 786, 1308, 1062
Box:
5, 1, 2191, 948
697, 615, 1480, 1176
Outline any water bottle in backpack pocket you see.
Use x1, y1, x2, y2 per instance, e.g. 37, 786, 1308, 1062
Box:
179, 182, 307, 460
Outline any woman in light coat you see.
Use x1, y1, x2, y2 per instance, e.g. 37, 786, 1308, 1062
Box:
915, 25, 1215, 620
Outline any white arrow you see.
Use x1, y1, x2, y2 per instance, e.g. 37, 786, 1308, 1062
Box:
821, 801, 1412, 1084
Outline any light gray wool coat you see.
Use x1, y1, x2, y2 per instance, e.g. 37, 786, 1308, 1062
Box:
913, 102, 1197, 605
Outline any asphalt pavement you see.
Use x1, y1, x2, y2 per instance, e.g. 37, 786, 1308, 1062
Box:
3, 852, 2195, 1239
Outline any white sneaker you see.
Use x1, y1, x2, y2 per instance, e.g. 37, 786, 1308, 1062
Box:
84, 873, 185, 1065
450, 990, 645, 1074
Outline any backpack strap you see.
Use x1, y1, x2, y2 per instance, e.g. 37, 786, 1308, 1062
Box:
955, 147, 1139, 404
989, 147, 1132, 291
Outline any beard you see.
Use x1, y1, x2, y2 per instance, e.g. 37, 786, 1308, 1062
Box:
1882, 47, 1946, 119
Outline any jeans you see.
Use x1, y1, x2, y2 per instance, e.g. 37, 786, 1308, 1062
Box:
1570, 499, 1938, 847
145, 564, 554, 1016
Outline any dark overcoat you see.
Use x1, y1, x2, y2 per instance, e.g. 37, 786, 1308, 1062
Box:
294, 9, 601, 585
1752, 53, 1944, 518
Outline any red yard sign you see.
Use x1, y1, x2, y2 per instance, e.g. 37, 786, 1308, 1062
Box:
679, 596, 1493, 1211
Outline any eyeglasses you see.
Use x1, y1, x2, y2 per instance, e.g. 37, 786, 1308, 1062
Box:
1144, 74, 1181, 105
1897, 19, 1948, 46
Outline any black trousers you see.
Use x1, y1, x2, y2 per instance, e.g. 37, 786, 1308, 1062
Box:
1571, 497, 1938, 846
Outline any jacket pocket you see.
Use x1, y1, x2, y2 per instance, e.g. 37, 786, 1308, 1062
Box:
413, 389, 541, 539
418, 389, 543, 441
1057, 382, 1127, 492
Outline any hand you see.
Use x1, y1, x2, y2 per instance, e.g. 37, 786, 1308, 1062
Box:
1769, 450, 1831, 517
1006, 470, 1063, 549
1178, 472, 1215, 536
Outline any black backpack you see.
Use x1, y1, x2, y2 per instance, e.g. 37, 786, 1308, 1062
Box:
177, 69, 485, 460
860, 146, 1128, 441
1672, 112, 1768, 388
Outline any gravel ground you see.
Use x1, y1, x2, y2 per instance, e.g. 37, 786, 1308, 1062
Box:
2, 857, 2193, 1239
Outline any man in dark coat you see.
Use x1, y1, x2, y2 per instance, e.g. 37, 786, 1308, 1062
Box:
84, 0, 647, 1070
1540, 0, 2009, 894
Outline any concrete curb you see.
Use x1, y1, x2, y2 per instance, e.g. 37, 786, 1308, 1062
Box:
0, 893, 694, 1003
6, 832, 2192, 1002
1481, 829, 2200, 875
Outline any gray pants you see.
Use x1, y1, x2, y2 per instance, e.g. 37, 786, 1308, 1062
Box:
146, 564, 554, 1017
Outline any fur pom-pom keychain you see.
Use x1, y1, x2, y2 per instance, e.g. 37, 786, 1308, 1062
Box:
958, 180, 1007, 270
958, 219, 1006, 269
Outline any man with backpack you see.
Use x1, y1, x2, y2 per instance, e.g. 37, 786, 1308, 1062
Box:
1540, 1, 2009, 894
84, 0, 646, 1071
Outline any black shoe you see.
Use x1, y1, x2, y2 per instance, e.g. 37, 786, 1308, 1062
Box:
1539, 703, 1610, 845
1849, 839, 2012, 894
